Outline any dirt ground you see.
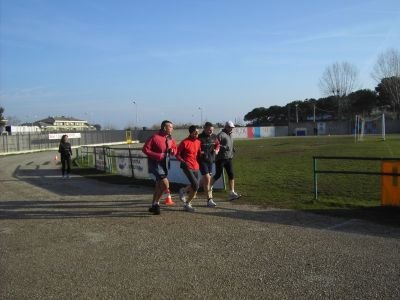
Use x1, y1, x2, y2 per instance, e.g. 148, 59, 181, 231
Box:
1, 151, 400, 299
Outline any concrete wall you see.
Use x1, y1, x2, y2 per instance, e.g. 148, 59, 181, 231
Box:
288, 119, 400, 136
137, 126, 289, 143
386, 120, 400, 133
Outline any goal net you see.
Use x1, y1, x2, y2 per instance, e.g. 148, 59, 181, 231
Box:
354, 114, 385, 142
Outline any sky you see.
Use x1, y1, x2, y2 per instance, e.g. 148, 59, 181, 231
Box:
1, 0, 400, 129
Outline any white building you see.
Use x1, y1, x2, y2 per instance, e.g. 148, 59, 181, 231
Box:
35, 116, 95, 132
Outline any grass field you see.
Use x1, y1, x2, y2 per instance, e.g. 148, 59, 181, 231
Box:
221, 135, 400, 211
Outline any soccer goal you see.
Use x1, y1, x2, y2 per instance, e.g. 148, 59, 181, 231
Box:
354, 114, 386, 142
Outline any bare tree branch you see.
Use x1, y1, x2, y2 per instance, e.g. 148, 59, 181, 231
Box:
319, 61, 358, 118
371, 48, 400, 114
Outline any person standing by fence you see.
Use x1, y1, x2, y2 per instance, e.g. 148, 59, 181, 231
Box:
58, 134, 73, 179
142, 120, 177, 215
176, 125, 201, 212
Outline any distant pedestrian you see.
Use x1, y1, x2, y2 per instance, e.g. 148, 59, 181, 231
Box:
198, 122, 220, 207
58, 134, 72, 179
142, 120, 177, 215
176, 125, 201, 212
211, 121, 241, 200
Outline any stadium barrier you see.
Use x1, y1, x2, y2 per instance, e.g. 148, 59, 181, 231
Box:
77, 146, 225, 189
313, 156, 400, 205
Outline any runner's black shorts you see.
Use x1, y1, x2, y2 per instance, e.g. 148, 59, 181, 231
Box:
213, 158, 234, 180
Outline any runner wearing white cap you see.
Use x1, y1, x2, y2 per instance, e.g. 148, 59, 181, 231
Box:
211, 121, 241, 200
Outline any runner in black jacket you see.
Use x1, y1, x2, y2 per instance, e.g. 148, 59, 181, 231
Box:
198, 122, 220, 207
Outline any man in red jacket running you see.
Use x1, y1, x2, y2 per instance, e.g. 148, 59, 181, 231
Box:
142, 120, 177, 215
175, 125, 201, 212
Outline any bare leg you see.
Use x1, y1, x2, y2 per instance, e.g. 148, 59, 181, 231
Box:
210, 177, 215, 187
186, 187, 197, 204
229, 179, 234, 192
202, 173, 212, 199
153, 178, 169, 205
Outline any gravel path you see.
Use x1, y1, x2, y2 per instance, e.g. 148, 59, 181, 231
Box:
1, 151, 400, 299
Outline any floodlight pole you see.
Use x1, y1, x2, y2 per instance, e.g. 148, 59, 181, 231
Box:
198, 107, 203, 125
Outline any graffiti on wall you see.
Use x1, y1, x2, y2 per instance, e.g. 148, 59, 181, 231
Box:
231, 127, 275, 139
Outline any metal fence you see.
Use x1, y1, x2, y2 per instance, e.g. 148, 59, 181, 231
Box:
0, 130, 128, 154
313, 156, 400, 201
77, 145, 145, 177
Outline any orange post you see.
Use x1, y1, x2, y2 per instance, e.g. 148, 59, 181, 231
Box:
381, 161, 400, 206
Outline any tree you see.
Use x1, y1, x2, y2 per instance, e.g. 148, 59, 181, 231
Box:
375, 78, 398, 108
314, 96, 337, 120
319, 61, 358, 119
93, 124, 102, 131
243, 107, 268, 125
348, 89, 378, 116
371, 48, 400, 117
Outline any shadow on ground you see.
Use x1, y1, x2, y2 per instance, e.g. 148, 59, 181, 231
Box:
0, 199, 151, 219
304, 206, 400, 228
73, 167, 400, 230
11, 165, 153, 196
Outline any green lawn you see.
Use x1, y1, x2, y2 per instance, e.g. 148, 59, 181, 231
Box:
221, 135, 400, 210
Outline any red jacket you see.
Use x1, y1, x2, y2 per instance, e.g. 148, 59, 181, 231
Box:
142, 130, 177, 162
176, 137, 201, 170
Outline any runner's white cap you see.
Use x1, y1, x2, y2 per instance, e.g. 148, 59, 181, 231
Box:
225, 121, 235, 128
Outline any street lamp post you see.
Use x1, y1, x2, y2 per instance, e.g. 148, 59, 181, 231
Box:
198, 107, 203, 125
132, 100, 138, 128
295, 104, 299, 123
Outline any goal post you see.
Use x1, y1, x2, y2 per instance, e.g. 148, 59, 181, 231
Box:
355, 113, 385, 142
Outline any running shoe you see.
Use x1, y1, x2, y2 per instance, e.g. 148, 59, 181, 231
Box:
228, 191, 241, 200
207, 199, 217, 207
184, 203, 195, 212
179, 188, 187, 203
148, 204, 161, 215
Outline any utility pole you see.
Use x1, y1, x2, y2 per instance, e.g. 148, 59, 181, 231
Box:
313, 104, 316, 123
313, 104, 317, 135
132, 100, 138, 129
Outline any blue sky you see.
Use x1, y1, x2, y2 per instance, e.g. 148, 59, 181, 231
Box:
1, 0, 399, 128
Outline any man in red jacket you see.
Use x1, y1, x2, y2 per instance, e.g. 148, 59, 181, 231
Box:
142, 120, 177, 215
175, 125, 201, 212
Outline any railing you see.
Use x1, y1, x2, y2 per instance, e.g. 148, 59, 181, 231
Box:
313, 156, 400, 200
0, 130, 127, 154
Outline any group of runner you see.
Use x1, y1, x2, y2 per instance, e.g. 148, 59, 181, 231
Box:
142, 120, 241, 215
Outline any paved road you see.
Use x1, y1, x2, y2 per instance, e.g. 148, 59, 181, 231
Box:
1, 152, 400, 299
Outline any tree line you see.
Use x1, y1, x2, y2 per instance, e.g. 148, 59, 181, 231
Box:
245, 48, 400, 126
